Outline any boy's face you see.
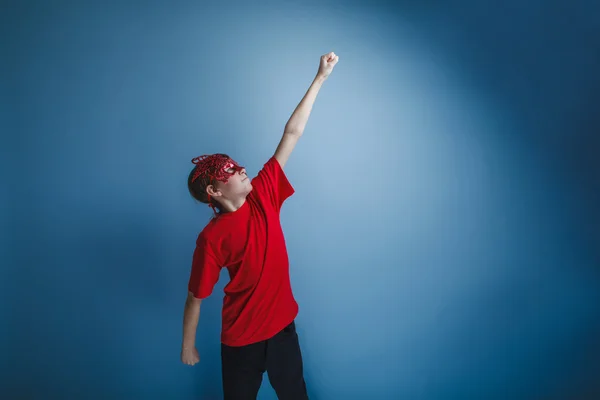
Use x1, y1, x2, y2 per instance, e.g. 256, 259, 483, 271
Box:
214, 163, 252, 199
192, 153, 252, 203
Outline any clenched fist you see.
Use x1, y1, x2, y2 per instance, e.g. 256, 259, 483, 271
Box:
317, 51, 339, 79
181, 346, 200, 366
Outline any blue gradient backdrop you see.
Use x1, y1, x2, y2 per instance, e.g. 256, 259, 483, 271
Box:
3, 1, 600, 399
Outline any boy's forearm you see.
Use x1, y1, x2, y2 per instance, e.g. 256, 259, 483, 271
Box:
284, 74, 327, 135
182, 294, 202, 348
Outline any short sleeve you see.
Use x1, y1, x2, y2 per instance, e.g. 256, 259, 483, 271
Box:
251, 156, 295, 212
187, 234, 222, 299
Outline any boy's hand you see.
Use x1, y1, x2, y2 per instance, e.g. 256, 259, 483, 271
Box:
317, 51, 339, 79
181, 346, 200, 366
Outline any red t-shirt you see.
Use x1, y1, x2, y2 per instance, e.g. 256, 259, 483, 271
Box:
187, 156, 299, 347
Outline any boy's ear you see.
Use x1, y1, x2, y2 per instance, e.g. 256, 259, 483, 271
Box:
206, 185, 220, 198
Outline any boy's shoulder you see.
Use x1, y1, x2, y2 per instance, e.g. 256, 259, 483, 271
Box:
197, 209, 243, 242
196, 217, 220, 243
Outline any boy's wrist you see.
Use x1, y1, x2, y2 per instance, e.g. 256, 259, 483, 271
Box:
182, 342, 195, 349
314, 74, 327, 84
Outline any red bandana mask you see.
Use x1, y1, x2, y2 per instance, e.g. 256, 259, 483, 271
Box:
191, 154, 244, 183
191, 154, 244, 215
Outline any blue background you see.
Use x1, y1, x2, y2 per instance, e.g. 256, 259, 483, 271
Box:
3, 0, 600, 399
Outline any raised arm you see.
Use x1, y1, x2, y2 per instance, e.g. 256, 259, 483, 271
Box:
274, 52, 339, 169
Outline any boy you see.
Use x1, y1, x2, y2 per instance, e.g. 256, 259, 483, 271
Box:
181, 52, 339, 399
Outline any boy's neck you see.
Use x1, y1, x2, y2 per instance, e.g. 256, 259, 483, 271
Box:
219, 197, 247, 213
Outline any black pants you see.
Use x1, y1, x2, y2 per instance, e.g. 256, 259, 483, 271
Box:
221, 320, 308, 400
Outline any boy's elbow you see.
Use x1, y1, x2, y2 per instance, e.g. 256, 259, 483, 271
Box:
283, 127, 303, 137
